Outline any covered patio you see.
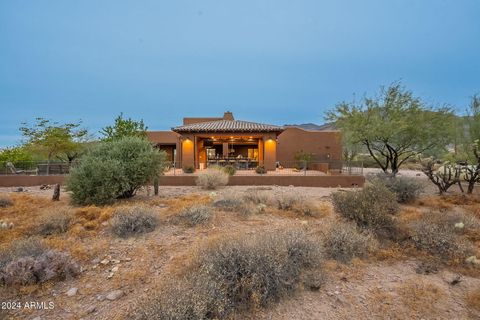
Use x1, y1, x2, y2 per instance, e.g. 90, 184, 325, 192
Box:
172, 119, 284, 171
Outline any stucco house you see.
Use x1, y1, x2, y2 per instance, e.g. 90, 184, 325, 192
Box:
146, 112, 342, 171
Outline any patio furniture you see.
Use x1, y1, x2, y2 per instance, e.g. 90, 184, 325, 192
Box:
6, 162, 38, 175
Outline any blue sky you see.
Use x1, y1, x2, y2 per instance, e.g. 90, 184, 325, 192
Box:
1, 0, 479, 147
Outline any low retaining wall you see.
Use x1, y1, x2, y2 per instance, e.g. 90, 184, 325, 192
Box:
0, 175, 66, 187
0, 174, 364, 188
159, 175, 364, 187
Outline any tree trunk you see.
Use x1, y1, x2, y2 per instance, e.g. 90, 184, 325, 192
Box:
154, 177, 159, 196
52, 184, 60, 201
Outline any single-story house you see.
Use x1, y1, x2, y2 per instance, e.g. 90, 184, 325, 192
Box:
146, 112, 342, 171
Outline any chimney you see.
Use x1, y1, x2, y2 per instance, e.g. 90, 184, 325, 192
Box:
223, 111, 234, 120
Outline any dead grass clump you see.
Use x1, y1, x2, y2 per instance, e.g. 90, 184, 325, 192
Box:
0, 196, 13, 208
410, 215, 472, 260
331, 183, 398, 237
276, 192, 302, 210
133, 230, 322, 319
0, 238, 80, 286
175, 205, 213, 226
324, 222, 377, 263
212, 193, 244, 210
110, 205, 159, 238
196, 168, 229, 189
396, 279, 446, 317
36, 207, 73, 235
243, 190, 273, 205
417, 196, 454, 210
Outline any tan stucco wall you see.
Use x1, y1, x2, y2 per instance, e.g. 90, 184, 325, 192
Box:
146, 131, 180, 144
276, 127, 342, 164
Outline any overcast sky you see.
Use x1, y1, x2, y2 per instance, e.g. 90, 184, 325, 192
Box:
1, 0, 479, 147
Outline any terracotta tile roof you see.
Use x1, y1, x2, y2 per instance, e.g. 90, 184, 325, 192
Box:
172, 120, 284, 133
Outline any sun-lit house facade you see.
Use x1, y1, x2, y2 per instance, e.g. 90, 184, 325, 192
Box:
146, 112, 342, 171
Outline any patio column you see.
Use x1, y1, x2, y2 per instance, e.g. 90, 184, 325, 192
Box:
222, 142, 229, 157
181, 135, 195, 169
263, 135, 277, 171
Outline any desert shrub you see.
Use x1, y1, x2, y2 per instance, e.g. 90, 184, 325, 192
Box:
110, 206, 159, 238
255, 165, 267, 174
222, 165, 237, 176
331, 183, 399, 237
212, 193, 244, 209
243, 190, 273, 205
133, 230, 322, 319
277, 192, 302, 210
0, 238, 80, 286
0, 196, 13, 208
324, 222, 376, 263
196, 168, 229, 189
67, 137, 165, 205
292, 201, 322, 217
371, 174, 424, 203
36, 207, 73, 235
176, 205, 213, 226
410, 215, 472, 260
182, 165, 195, 173
0, 238, 46, 271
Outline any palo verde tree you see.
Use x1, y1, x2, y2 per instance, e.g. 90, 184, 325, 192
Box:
100, 113, 147, 141
327, 83, 454, 175
20, 118, 88, 173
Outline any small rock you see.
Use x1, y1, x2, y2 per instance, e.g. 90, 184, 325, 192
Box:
124, 257, 132, 261
107, 272, 114, 279
454, 222, 465, 229
85, 305, 96, 314
111, 266, 119, 272
466, 256, 480, 265
106, 290, 124, 301
66, 287, 78, 297
112, 259, 121, 264
100, 259, 110, 265
15, 187, 24, 192
96, 294, 105, 301
92, 258, 101, 264
32, 317, 41, 320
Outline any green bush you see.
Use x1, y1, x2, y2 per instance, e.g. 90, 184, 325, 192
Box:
196, 168, 229, 189
331, 183, 399, 237
182, 165, 195, 173
110, 206, 159, 238
371, 174, 424, 203
255, 165, 267, 174
67, 137, 165, 205
222, 165, 237, 176
132, 230, 321, 319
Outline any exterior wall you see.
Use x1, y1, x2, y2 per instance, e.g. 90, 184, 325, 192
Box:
277, 127, 342, 164
158, 175, 364, 187
147, 131, 179, 144
0, 175, 66, 187
0, 174, 364, 188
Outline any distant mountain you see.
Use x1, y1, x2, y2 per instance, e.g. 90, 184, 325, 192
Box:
284, 122, 337, 131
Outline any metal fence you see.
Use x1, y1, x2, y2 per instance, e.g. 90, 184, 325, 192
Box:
0, 161, 76, 176
164, 160, 363, 176
1, 160, 363, 177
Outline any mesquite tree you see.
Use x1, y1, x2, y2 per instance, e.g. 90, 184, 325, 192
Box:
422, 160, 461, 195
462, 95, 480, 193
327, 84, 454, 175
